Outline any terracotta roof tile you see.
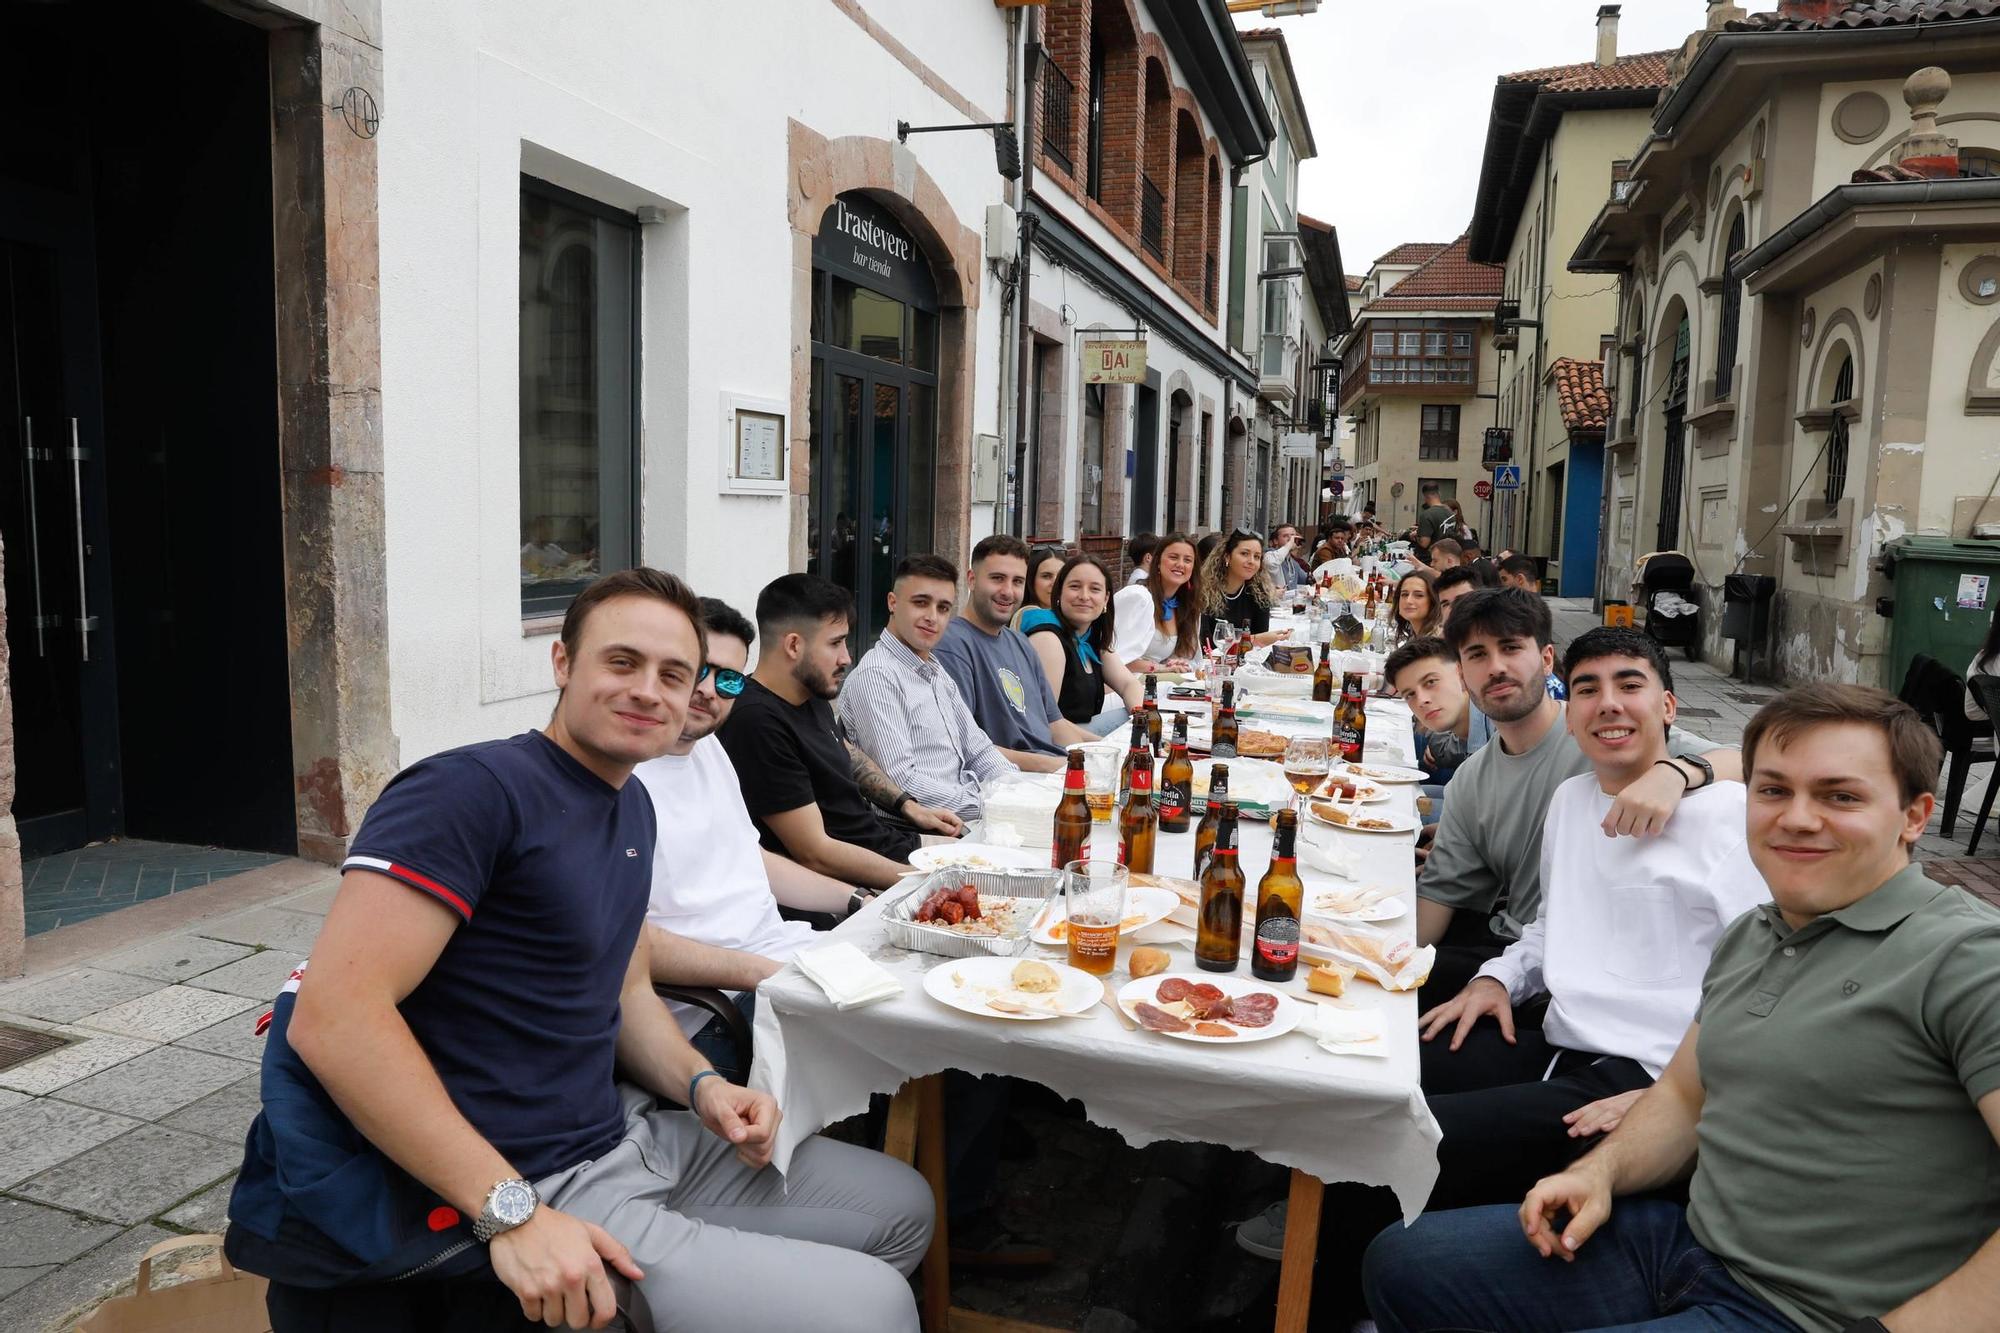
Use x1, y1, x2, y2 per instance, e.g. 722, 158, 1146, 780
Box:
1729, 1, 2000, 31
1373, 241, 1451, 267
1238, 26, 1284, 40
1550, 357, 1611, 434
1363, 235, 1504, 311
1345, 274, 1366, 292
1499, 50, 1675, 94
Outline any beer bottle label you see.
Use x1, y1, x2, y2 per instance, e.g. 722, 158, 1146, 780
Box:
1158, 781, 1187, 821
1254, 918, 1300, 968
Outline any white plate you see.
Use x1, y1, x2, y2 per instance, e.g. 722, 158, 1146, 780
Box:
1311, 776, 1392, 804
922, 956, 1105, 1021
1341, 761, 1429, 785
1029, 885, 1181, 947
1307, 889, 1407, 923
1114, 971, 1305, 1044
1304, 805, 1422, 836
908, 843, 1047, 873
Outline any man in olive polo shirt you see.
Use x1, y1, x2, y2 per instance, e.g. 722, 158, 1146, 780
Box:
1363, 682, 2000, 1333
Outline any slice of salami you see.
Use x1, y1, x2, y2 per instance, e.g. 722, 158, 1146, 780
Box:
1133, 1002, 1191, 1033
1231, 996, 1277, 1028
1184, 983, 1227, 1018
1193, 1022, 1238, 1038
1155, 977, 1193, 1003
1234, 992, 1279, 1015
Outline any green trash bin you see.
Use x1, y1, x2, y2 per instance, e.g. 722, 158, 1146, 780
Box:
1883, 536, 2000, 695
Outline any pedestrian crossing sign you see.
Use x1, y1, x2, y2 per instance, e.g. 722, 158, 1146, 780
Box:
1493, 465, 1521, 490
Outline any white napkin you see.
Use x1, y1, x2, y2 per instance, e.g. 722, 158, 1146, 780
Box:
794, 943, 903, 1010
1313, 1005, 1389, 1057
1300, 836, 1361, 880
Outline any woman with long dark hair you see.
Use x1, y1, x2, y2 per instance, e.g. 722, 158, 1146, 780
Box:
1022, 554, 1144, 727
1199, 530, 1286, 647
1391, 567, 1442, 644
1013, 546, 1065, 629
1967, 610, 2000, 721
1111, 532, 1201, 672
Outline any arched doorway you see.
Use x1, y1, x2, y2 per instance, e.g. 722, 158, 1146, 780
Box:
1656, 309, 1691, 552
808, 192, 942, 643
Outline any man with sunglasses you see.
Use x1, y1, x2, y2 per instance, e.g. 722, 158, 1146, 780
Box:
634, 597, 864, 1082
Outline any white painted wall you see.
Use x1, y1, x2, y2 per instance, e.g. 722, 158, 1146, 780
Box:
377, 0, 1013, 764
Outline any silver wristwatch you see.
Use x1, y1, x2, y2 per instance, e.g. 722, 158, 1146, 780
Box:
473, 1177, 540, 1242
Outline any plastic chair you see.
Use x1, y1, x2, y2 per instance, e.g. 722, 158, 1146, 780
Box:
1963, 674, 2000, 854
1907, 657, 1995, 837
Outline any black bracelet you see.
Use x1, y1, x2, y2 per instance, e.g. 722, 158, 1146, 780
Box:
1652, 758, 1692, 790
1837, 1319, 1889, 1333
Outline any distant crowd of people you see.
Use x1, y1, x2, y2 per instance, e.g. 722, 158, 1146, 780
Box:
218, 502, 2000, 1333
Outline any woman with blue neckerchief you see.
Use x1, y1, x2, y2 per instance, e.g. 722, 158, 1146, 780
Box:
1022, 554, 1144, 730
1111, 531, 1201, 674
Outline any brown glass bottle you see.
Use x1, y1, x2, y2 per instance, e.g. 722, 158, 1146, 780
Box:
1335, 671, 1368, 763
1211, 679, 1239, 759
1117, 752, 1157, 873
1194, 802, 1244, 972
1158, 713, 1194, 833
1053, 749, 1093, 869
1192, 763, 1229, 881
1143, 674, 1164, 756
1311, 641, 1334, 703
1117, 714, 1147, 802
1251, 809, 1305, 982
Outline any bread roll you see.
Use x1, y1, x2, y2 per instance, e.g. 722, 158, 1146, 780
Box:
1127, 947, 1171, 978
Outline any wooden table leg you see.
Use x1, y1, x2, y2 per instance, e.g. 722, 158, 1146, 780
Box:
883, 1082, 921, 1167
915, 1075, 952, 1333
1273, 1168, 1324, 1333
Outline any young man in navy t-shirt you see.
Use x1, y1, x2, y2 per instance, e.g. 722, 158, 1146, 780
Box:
228, 568, 933, 1331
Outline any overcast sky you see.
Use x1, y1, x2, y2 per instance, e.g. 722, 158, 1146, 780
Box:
1253, 0, 1709, 271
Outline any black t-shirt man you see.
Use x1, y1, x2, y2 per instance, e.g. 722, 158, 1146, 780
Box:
720, 676, 919, 862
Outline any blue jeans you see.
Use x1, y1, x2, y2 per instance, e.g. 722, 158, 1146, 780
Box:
1363, 1198, 1800, 1333
688, 991, 757, 1084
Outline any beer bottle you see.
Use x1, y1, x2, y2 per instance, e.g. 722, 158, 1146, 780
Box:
1195, 802, 1245, 973
1117, 748, 1157, 874
1193, 763, 1229, 881
1311, 641, 1334, 704
1211, 679, 1240, 759
1143, 674, 1164, 756
1118, 714, 1148, 801
1362, 577, 1378, 620
1053, 749, 1093, 869
1335, 671, 1368, 764
1252, 809, 1305, 982
1159, 713, 1194, 833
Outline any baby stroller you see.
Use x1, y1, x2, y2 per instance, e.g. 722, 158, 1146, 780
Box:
1637, 552, 1701, 661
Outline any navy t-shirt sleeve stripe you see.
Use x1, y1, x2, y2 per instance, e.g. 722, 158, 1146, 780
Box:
340, 854, 474, 920
345, 752, 512, 921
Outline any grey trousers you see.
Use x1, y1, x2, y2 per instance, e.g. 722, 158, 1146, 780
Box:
535, 1087, 934, 1333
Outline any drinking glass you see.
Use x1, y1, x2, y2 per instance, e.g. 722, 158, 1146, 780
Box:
1079, 744, 1121, 823
1282, 736, 1332, 818
1062, 859, 1130, 976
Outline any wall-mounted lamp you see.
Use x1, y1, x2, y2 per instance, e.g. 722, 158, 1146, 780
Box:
897, 118, 1022, 181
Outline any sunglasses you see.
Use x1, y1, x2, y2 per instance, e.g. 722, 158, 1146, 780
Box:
696, 664, 746, 698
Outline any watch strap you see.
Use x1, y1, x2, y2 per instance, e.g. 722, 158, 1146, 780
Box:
473, 1177, 538, 1243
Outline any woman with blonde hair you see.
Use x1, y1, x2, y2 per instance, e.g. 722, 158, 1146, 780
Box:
1111, 532, 1202, 672
1199, 529, 1286, 648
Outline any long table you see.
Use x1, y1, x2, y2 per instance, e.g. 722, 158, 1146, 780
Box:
752, 689, 1437, 1332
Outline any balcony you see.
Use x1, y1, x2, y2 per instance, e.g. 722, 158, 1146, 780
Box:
1339, 352, 1478, 404
1259, 331, 1299, 402
1140, 175, 1166, 263
1040, 63, 1074, 177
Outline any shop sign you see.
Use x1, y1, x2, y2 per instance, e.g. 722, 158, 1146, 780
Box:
1081, 339, 1148, 384
812, 193, 937, 307
1280, 432, 1316, 460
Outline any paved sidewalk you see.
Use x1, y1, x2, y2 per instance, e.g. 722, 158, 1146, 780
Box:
0, 859, 337, 1330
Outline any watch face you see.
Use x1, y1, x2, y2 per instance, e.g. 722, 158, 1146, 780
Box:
493, 1180, 536, 1226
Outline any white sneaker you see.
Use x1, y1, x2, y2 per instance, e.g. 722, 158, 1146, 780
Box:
1233, 1199, 1287, 1260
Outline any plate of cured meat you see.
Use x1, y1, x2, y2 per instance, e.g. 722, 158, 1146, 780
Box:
1114, 972, 1306, 1044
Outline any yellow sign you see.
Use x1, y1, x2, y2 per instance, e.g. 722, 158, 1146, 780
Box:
1081, 339, 1148, 384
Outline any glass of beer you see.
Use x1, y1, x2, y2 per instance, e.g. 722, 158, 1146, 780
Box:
1081, 745, 1121, 822
1062, 859, 1129, 976
1282, 736, 1332, 819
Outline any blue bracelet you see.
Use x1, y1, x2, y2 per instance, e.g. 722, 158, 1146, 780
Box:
688, 1068, 722, 1108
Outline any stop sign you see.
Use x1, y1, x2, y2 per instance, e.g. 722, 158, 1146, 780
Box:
1474, 480, 1493, 500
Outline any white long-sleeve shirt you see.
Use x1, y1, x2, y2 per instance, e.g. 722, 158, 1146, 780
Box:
837, 629, 1014, 821
1476, 775, 1766, 1076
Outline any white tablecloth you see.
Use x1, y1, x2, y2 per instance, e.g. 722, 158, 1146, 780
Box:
751, 700, 1441, 1221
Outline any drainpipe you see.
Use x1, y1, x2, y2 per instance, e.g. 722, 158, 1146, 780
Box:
1523, 138, 1552, 556
1009, 10, 1038, 537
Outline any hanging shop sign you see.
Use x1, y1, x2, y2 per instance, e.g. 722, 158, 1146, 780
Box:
1081, 339, 1148, 384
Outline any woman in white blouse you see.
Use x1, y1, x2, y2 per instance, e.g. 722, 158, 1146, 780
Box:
1111, 532, 1201, 673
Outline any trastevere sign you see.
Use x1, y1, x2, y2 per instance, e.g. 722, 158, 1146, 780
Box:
1081, 339, 1147, 384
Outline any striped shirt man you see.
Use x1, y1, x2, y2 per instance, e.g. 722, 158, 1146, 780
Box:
839, 626, 1014, 823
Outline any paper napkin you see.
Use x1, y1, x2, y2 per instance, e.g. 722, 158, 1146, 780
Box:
795, 942, 904, 1010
